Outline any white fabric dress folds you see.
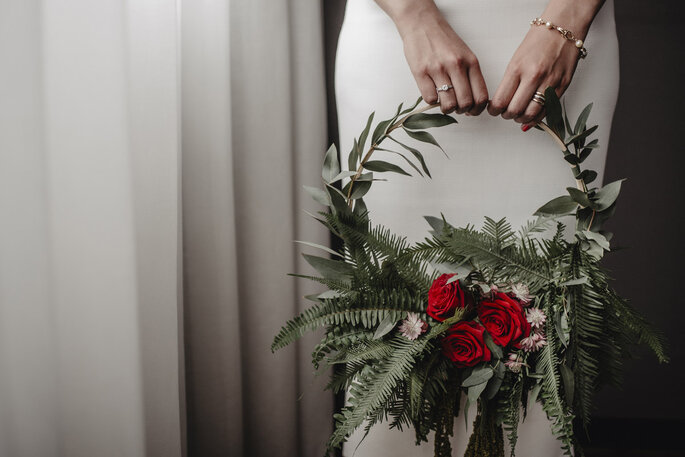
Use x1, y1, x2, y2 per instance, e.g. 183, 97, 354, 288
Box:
335, 0, 619, 455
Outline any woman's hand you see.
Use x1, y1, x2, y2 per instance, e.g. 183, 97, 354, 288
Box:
376, 0, 488, 115
488, 0, 604, 128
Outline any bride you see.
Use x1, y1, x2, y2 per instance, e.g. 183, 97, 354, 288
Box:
335, 0, 618, 455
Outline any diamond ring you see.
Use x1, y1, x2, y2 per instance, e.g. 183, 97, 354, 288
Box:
436, 84, 453, 93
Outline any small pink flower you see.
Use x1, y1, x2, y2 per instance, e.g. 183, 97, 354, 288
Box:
526, 307, 547, 330
519, 332, 547, 352
511, 282, 533, 305
505, 353, 524, 372
399, 312, 428, 340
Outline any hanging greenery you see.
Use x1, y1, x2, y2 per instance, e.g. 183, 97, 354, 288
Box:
272, 88, 668, 457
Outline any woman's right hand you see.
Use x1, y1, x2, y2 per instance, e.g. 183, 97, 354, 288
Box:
379, 0, 488, 115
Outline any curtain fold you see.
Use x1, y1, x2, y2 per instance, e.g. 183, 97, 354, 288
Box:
182, 0, 332, 456
0, 1, 183, 456
1, 0, 331, 455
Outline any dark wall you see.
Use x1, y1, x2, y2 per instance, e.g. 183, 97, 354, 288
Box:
323, 0, 684, 424
597, 0, 685, 420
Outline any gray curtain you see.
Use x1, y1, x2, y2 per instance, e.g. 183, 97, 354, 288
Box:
0, 0, 331, 456
0, 1, 183, 456
181, 1, 333, 456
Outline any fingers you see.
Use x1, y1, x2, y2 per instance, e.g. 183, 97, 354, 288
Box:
445, 58, 474, 114
506, 78, 542, 123
488, 70, 519, 117
467, 63, 489, 115
412, 55, 487, 115
515, 89, 545, 125
416, 73, 439, 105
431, 72, 458, 114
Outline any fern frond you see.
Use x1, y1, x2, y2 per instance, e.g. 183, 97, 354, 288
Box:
537, 317, 575, 456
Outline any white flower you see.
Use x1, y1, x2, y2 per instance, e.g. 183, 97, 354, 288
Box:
398, 312, 428, 340
519, 332, 547, 352
505, 353, 524, 372
526, 307, 547, 330
511, 282, 533, 304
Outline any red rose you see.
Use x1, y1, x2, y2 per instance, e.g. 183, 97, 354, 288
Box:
427, 274, 469, 322
478, 292, 531, 347
441, 321, 492, 367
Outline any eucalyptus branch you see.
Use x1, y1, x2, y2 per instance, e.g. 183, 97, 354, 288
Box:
537, 122, 587, 194
346, 103, 440, 205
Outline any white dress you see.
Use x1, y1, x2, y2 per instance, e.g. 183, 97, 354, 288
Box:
335, 0, 619, 456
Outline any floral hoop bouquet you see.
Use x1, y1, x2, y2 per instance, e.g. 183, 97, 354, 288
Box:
272, 88, 667, 457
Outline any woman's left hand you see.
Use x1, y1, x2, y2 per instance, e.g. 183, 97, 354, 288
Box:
487, 24, 581, 128
487, 0, 604, 128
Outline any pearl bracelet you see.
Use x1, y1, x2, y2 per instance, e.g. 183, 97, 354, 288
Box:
530, 17, 588, 59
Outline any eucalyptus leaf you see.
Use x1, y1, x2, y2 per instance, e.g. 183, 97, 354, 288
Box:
317, 290, 345, 300
567, 187, 593, 208
555, 309, 570, 347
373, 313, 399, 340
325, 184, 350, 215
467, 379, 489, 404
322, 144, 340, 183
560, 364, 575, 405
403, 113, 457, 130
535, 195, 578, 216
400, 96, 423, 116
388, 136, 432, 178
349, 180, 372, 200
484, 331, 503, 360
574, 102, 593, 134
578, 148, 593, 163
578, 170, 598, 185
294, 240, 343, 258
363, 160, 411, 176
563, 154, 579, 165
593, 179, 624, 211
581, 230, 610, 250
303, 185, 331, 207
348, 137, 360, 171
445, 274, 460, 285
544, 87, 564, 139
353, 198, 368, 218
484, 363, 506, 400
358, 112, 375, 151
404, 129, 447, 157
304, 294, 322, 303
371, 118, 393, 146
302, 254, 354, 283
462, 364, 494, 387
375, 147, 424, 177
424, 215, 453, 233
566, 124, 598, 147
330, 170, 358, 183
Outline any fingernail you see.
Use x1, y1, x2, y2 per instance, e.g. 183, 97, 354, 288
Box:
521, 124, 532, 132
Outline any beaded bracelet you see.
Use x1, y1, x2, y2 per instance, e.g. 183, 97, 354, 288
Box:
530, 17, 588, 59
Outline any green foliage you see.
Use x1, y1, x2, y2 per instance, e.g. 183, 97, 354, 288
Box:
272, 95, 668, 457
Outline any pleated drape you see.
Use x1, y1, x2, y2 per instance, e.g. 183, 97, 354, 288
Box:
0, 1, 331, 456
181, 1, 333, 456
0, 1, 183, 457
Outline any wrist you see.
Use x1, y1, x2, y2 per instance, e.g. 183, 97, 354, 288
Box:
392, 3, 443, 38
540, 0, 604, 39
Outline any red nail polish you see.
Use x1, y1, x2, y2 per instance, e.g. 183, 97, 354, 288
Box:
521, 124, 531, 132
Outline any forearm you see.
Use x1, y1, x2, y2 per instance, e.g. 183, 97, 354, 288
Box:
540, 0, 605, 39
374, 0, 443, 37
